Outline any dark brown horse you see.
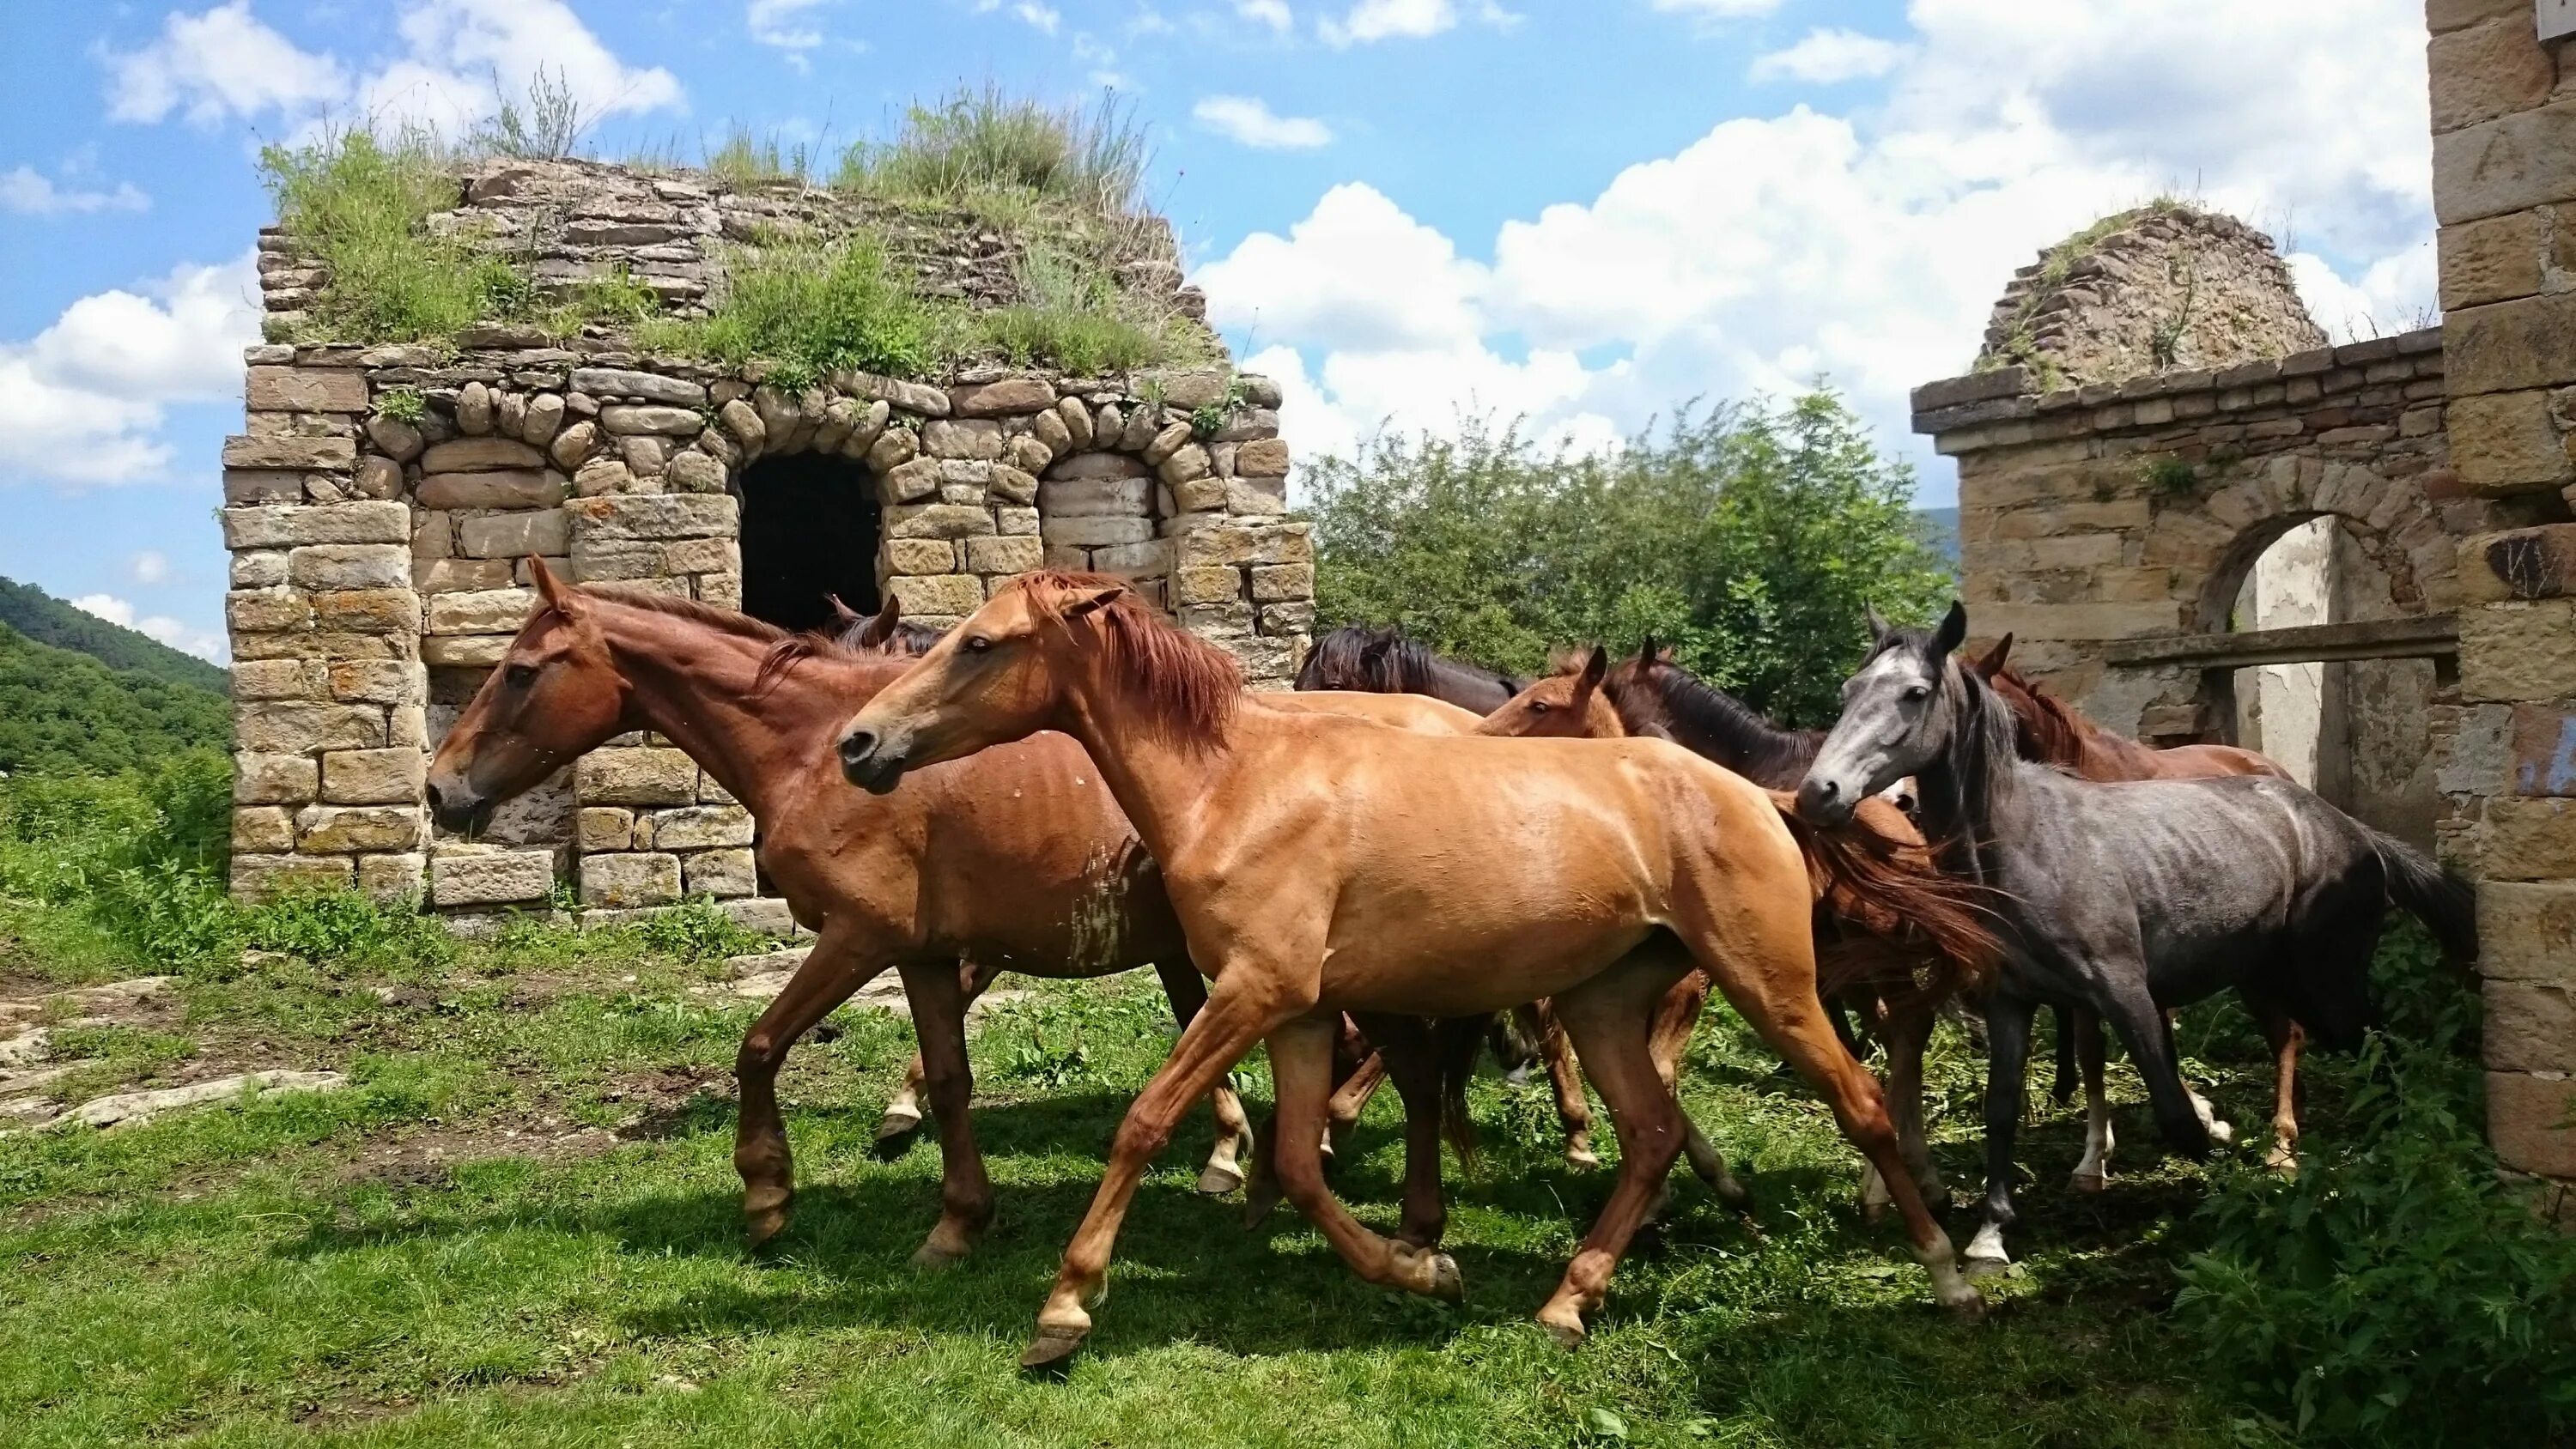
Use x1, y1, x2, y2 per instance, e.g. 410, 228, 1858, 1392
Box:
838, 573, 1993, 1364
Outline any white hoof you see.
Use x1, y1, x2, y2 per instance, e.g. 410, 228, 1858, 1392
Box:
2068, 1170, 2106, 1194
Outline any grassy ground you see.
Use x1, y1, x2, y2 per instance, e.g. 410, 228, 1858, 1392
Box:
0, 887, 2329, 1449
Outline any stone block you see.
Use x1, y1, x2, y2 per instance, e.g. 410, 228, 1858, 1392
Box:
665, 451, 726, 494
1141, 422, 1192, 467
2436, 100, 2576, 224
2486, 979, 2576, 1071
2481, 879, 2576, 980
2427, 16, 2557, 133
328, 659, 423, 706
418, 470, 564, 511
1055, 397, 1095, 450
1174, 566, 1242, 607
1961, 601, 2184, 642
232, 658, 321, 702
883, 457, 942, 503
567, 494, 738, 542
286, 543, 410, 591
420, 437, 545, 474
577, 747, 698, 805
222, 501, 410, 549
580, 852, 682, 907
923, 418, 1005, 460
575, 808, 635, 853
232, 549, 290, 588
1090, 540, 1169, 577
520, 393, 566, 446
223, 434, 355, 471
232, 853, 354, 899
989, 464, 1039, 504
598, 404, 708, 437
2463, 524, 2576, 603
885, 503, 996, 539
223, 469, 307, 505
2439, 209, 2548, 310
883, 537, 958, 575
620, 435, 668, 479
416, 558, 513, 593
1043, 515, 1151, 547
422, 634, 510, 668
1174, 521, 1313, 567
2450, 389, 2570, 491
309, 587, 419, 635
365, 415, 424, 460
233, 806, 295, 853
889, 573, 987, 615
2461, 598, 2576, 700
355, 852, 426, 906
995, 506, 1039, 536
950, 378, 1056, 416
230, 752, 319, 807
237, 701, 386, 754
459, 509, 570, 560
2481, 797, 2576, 879
1234, 437, 1291, 476
573, 458, 634, 498
570, 368, 708, 407
963, 535, 1045, 575
224, 586, 308, 634
351, 456, 401, 500
1156, 443, 1212, 486
295, 803, 425, 853
2508, 702, 2576, 796
683, 848, 758, 899
1249, 563, 1313, 603
550, 420, 599, 471
431, 846, 557, 906
649, 804, 754, 851
426, 589, 535, 636
1170, 477, 1227, 513
2486, 1070, 2576, 1178
1048, 451, 1150, 482
1042, 476, 1152, 517
1227, 479, 1289, 515
322, 748, 425, 805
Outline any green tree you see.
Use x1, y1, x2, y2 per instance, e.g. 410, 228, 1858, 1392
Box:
1304, 391, 1953, 726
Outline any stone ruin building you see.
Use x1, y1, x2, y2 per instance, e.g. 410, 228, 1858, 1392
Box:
1917, 12, 2576, 1191
221, 157, 1313, 932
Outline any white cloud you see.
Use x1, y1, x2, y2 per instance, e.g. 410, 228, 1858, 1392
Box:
0, 167, 150, 217
70, 594, 229, 664
0, 252, 261, 488
1649, 0, 1781, 17
131, 551, 172, 585
104, 0, 348, 125
1194, 95, 1334, 149
106, 0, 682, 138
748, 0, 831, 56
1752, 28, 1907, 83
1198, 0, 2435, 503
1016, 2, 1063, 33
1237, 0, 1294, 30
1319, 0, 1453, 45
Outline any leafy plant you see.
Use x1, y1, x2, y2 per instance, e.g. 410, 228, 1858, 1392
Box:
260, 125, 526, 343
2141, 456, 2199, 494
835, 85, 1149, 221
629, 897, 768, 963
1189, 376, 1255, 440
375, 386, 427, 424
637, 234, 942, 379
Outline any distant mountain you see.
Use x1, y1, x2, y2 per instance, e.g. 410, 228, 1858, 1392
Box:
1915, 506, 1959, 568
0, 576, 228, 693
0, 622, 231, 776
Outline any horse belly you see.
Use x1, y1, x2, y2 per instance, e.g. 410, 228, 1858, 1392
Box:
1317, 899, 1655, 1016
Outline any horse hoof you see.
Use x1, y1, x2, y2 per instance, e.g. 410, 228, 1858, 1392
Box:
1564, 1147, 1601, 1170
1537, 1312, 1588, 1349
1715, 1177, 1754, 1212
1941, 1284, 1988, 1320
2068, 1171, 2106, 1194
2207, 1120, 2235, 1146
1424, 1252, 1465, 1303
1195, 1162, 1245, 1197
1860, 1198, 1887, 1225
1242, 1182, 1281, 1230
742, 1187, 792, 1246
911, 1239, 968, 1270
873, 1111, 922, 1157
1018, 1327, 1088, 1373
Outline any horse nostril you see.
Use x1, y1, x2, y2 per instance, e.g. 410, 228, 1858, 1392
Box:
425, 781, 447, 815
838, 729, 878, 768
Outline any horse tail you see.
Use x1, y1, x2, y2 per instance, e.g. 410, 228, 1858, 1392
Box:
1769, 792, 2004, 1007
2367, 827, 2478, 964
1433, 1014, 1485, 1171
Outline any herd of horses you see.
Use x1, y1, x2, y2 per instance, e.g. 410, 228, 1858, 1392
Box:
423, 561, 2474, 1369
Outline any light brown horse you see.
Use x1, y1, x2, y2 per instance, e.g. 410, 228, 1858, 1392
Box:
1971, 634, 2306, 1180
835, 573, 1986, 1366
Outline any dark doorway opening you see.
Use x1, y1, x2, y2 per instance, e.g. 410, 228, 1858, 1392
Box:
738, 452, 880, 633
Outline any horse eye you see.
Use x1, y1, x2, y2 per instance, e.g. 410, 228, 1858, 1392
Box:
1529, 700, 1550, 713
964, 635, 992, 654
504, 663, 538, 688
1903, 685, 1930, 703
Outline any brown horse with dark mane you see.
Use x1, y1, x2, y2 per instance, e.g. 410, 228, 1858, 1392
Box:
837, 573, 1991, 1365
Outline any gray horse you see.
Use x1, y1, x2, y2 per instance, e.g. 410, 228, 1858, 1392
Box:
1794, 602, 2476, 1272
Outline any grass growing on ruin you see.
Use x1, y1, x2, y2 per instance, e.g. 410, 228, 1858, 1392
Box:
258, 126, 525, 344
833, 85, 1151, 227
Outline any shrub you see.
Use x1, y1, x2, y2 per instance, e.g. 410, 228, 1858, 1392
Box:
629, 897, 768, 963
639, 234, 942, 379
260, 126, 523, 343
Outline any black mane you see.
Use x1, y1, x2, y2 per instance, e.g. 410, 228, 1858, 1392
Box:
1296, 624, 1524, 712
1617, 663, 1823, 790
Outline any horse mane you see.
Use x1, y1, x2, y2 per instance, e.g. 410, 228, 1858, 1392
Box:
1986, 664, 2091, 768
1016, 570, 1242, 744
1617, 660, 1821, 787
1295, 622, 1523, 700
1296, 624, 1388, 691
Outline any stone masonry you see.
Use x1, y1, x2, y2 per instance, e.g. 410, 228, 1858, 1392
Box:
2426, 0, 2576, 1185
226, 160, 1314, 922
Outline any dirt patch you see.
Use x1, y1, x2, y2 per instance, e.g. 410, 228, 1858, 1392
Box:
329, 1120, 624, 1191
607, 1063, 732, 1142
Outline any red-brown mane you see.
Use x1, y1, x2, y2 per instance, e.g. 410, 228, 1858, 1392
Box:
1987, 663, 2093, 768
1012, 571, 1242, 743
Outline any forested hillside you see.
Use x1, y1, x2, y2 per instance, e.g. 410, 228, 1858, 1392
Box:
0, 622, 230, 775
0, 577, 229, 692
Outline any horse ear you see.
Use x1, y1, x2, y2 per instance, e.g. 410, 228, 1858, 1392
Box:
825, 594, 861, 628
1930, 600, 1970, 658
1579, 645, 1608, 693
1971, 632, 2014, 679
1637, 633, 1663, 669
529, 555, 582, 621
855, 595, 901, 647
1865, 603, 1891, 642
1060, 584, 1125, 623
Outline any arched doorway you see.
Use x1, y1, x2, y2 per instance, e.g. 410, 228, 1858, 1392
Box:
738, 451, 881, 633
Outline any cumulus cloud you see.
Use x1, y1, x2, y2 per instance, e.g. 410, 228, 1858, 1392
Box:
70, 594, 230, 663
0, 252, 261, 488
0, 167, 151, 217
1197, 0, 2435, 500
1237, 0, 1294, 30
106, 0, 682, 138
1194, 95, 1334, 149
131, 551, 173, 585
747, 0, 831, 57
1648, 0, 1782, 18
1319, 0, 1454, 45
1751, 28, 1907, 83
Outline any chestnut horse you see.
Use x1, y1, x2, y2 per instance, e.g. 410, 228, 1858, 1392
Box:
1970, 634, 2306, 1182
837, 573, 1985, 1366
423, 564, 1478, 1266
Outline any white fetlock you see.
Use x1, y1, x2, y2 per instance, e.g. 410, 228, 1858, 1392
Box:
1962, 1220, 2011, 1278
1859, 1162, 1891, 1220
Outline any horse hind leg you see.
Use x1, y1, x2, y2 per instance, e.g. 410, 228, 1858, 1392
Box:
2068, 1008, 2114, 1193
1528, 998, 1600, 1169
900, 959, 994, 1266
1149, 956, 1256, 1197
2169, 1010, 2234, 1146
1966, 996, 2036, 1280
1643, 967, 1750, 1208
880, 958, 1000, 1150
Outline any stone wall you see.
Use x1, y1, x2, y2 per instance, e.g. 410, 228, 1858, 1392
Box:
2426, 0, 2576, 1185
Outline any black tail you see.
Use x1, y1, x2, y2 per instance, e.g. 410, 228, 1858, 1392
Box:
2369, 828, 2477, 964
1432, 1014, 1486, 1172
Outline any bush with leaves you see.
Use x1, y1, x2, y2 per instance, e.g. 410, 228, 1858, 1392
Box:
2172, 929, 2576, 1442
1305, 392, 1953, 725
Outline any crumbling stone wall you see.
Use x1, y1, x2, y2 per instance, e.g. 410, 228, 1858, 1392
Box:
226, 161, 1309, 921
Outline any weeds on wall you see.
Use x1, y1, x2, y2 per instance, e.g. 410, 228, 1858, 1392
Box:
833, 85, 1150, 225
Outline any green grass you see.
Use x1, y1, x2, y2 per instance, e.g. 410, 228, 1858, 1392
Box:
835, 85, 1150, 225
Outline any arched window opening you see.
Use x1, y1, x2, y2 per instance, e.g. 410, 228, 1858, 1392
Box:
738, 451, 881, 633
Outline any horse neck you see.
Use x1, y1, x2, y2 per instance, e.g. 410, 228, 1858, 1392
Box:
594, 603, 885, 821
1629, 671, 1820, 788
1911, 664, 2022, 888
1053, 662, 1237, 869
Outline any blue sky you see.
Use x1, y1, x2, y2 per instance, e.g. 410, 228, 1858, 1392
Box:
0, 0, 2437, 662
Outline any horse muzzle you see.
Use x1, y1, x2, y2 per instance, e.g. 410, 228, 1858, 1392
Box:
837, 725, 908, 795
1793, 775, 1860, 828
424, 779, 493, 835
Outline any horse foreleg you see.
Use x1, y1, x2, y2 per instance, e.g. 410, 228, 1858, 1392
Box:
2068, 1008, 2114, 1193
897, 957, 992, 1266
880, 958, 1001, 1147
1149, 957, 1255, 1196
1864, 994, 1939, 1221
1353, 1011, 1451, 1249
1261, 1015, 1464, 1293
2166, 1009, 2233, 1146
1528, 998, 1599, 1169
734, 922, 883, 1246
1966, 995, 2036, 1280
2050, 1004, 2081, 1106
2100, 980, 2212, 1161
1024, 977, 1297, 1371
